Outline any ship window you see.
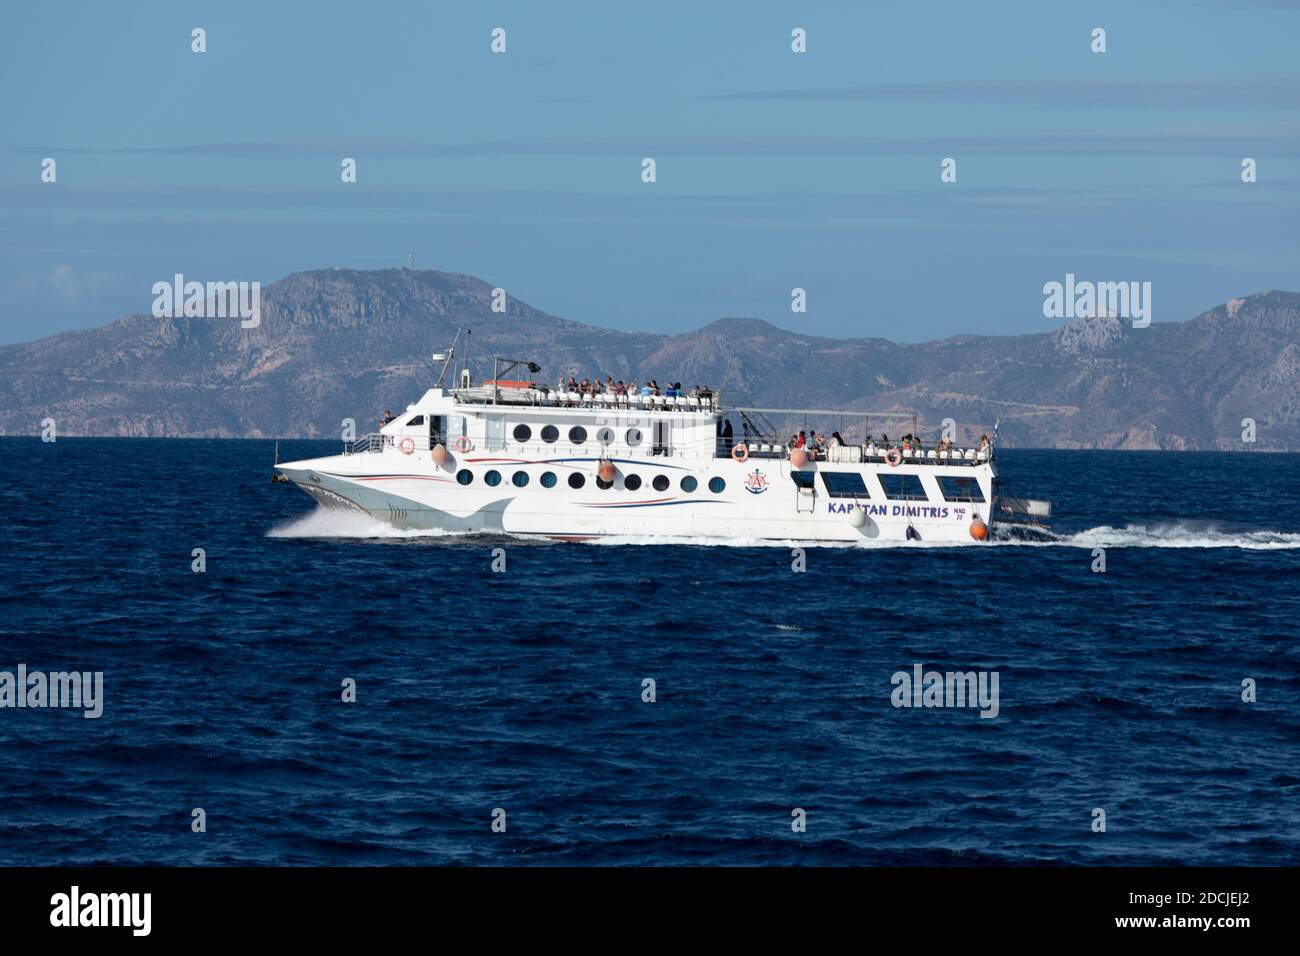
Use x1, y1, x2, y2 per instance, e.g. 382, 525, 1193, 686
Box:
596, 427, 615, 444
513, 424, 532, 442
708, 477, 726, 494
485, 470, 502, 487
456, 469, 473, 486
596, 477, 613, 490
937, 475, 985, 503
541, 425, 559, 443
821, 472, 869, 498
512, 471, 529, 487
879, 473, 928, 501
406, 415, 425, 427
652, 475, 670, 492
568, 472, 585, 489
790, 471, 815, 489
681, 475, 698, 493
624, 474, 642, 491
541, 471, 557, 488
626, 428, 642, 446
569, 425, 587, 444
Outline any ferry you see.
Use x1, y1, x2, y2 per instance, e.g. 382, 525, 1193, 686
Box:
272, 340, 1050, 543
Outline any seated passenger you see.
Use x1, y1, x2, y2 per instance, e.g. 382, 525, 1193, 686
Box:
829, 431, 844, 448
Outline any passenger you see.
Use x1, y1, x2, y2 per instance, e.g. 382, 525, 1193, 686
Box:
721, 419, 734, 452
380, 410, 396, 427
688, 385, 701, 399
829, 431, 844, 448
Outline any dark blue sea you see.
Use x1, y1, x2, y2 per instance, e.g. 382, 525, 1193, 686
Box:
1, 438, 1297, 866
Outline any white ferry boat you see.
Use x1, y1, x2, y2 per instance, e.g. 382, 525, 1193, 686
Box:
273, 344, 1049, 544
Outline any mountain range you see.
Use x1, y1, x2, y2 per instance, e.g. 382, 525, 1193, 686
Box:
1, 267, 1297, 450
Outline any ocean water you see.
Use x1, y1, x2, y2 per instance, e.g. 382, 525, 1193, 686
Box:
0, 438, 1297, 865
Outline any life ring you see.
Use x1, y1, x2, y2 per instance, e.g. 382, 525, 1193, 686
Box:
730, 443, 749, 462
885, 447, 902, 467
399, 437, 415, 455
453, 436, 472, 453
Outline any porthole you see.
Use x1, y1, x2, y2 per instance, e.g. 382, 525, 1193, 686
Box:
568, 472, 585, 489
485, 470, 502, 487
457, 469, 473, 486
596, 426, 615, 444
652, 475, 670, 492
680, 475, 698, 493
709, 476, 726, 494
624, 474, 642, 491
569, 425, 588, 444
541, 472, 557, 488
596, 477, 613, 490
513, 424, 532, 442
541, 425, 559, 443
512, 471, 529, 487
625, 427, 642, 446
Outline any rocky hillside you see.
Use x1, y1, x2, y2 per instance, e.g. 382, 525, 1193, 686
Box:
0, 268, 1296, 450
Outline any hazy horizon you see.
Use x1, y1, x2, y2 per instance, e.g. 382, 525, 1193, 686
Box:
3, 0, 1299, 346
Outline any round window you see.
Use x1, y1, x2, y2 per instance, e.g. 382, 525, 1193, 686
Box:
513, 424, 532, 442
568, 472, 585, 489
625, 427, 642, 446
596, 477, 613, 490
485, 470, 502, 487
540, 472, 557, 488
541, 425, 559, 443
457, 470, 473, 486
624, 474, 642, 491
569, 425, 587, 444
652, 475, 670, 492
680, 475, 698, 493
596, 427, 615, 444
708, 476, 726, 494
512, 471, 529, 487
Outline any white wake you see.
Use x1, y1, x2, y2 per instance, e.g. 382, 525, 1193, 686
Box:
268, 509, 1300, 551
266, 508, 470, 540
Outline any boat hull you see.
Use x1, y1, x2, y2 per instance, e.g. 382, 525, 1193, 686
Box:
275, 449, 995, 544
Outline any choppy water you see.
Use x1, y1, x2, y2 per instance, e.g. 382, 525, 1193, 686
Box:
1, 439, 1297, 865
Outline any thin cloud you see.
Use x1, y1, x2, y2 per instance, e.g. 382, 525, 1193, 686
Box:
708, 77, 1300, 110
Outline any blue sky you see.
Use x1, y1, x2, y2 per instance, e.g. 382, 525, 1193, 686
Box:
1, 0, 1298, 345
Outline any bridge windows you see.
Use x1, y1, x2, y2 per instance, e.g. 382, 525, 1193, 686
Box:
541, 425, 559, 443
821, 472, 869, 498
790, 471, 815, 490
680, 475, 698, 492
936, 475, 985, 503
512, 423, 532, 442
879, 473, 928, 501
652, 475, 670, 492
406, 414, 424, 427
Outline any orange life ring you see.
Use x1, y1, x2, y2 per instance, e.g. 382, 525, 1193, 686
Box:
453, 436, 472, 453
399, 437, 415, 455
885, 447, 902, 467
730, 443, 749, 462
